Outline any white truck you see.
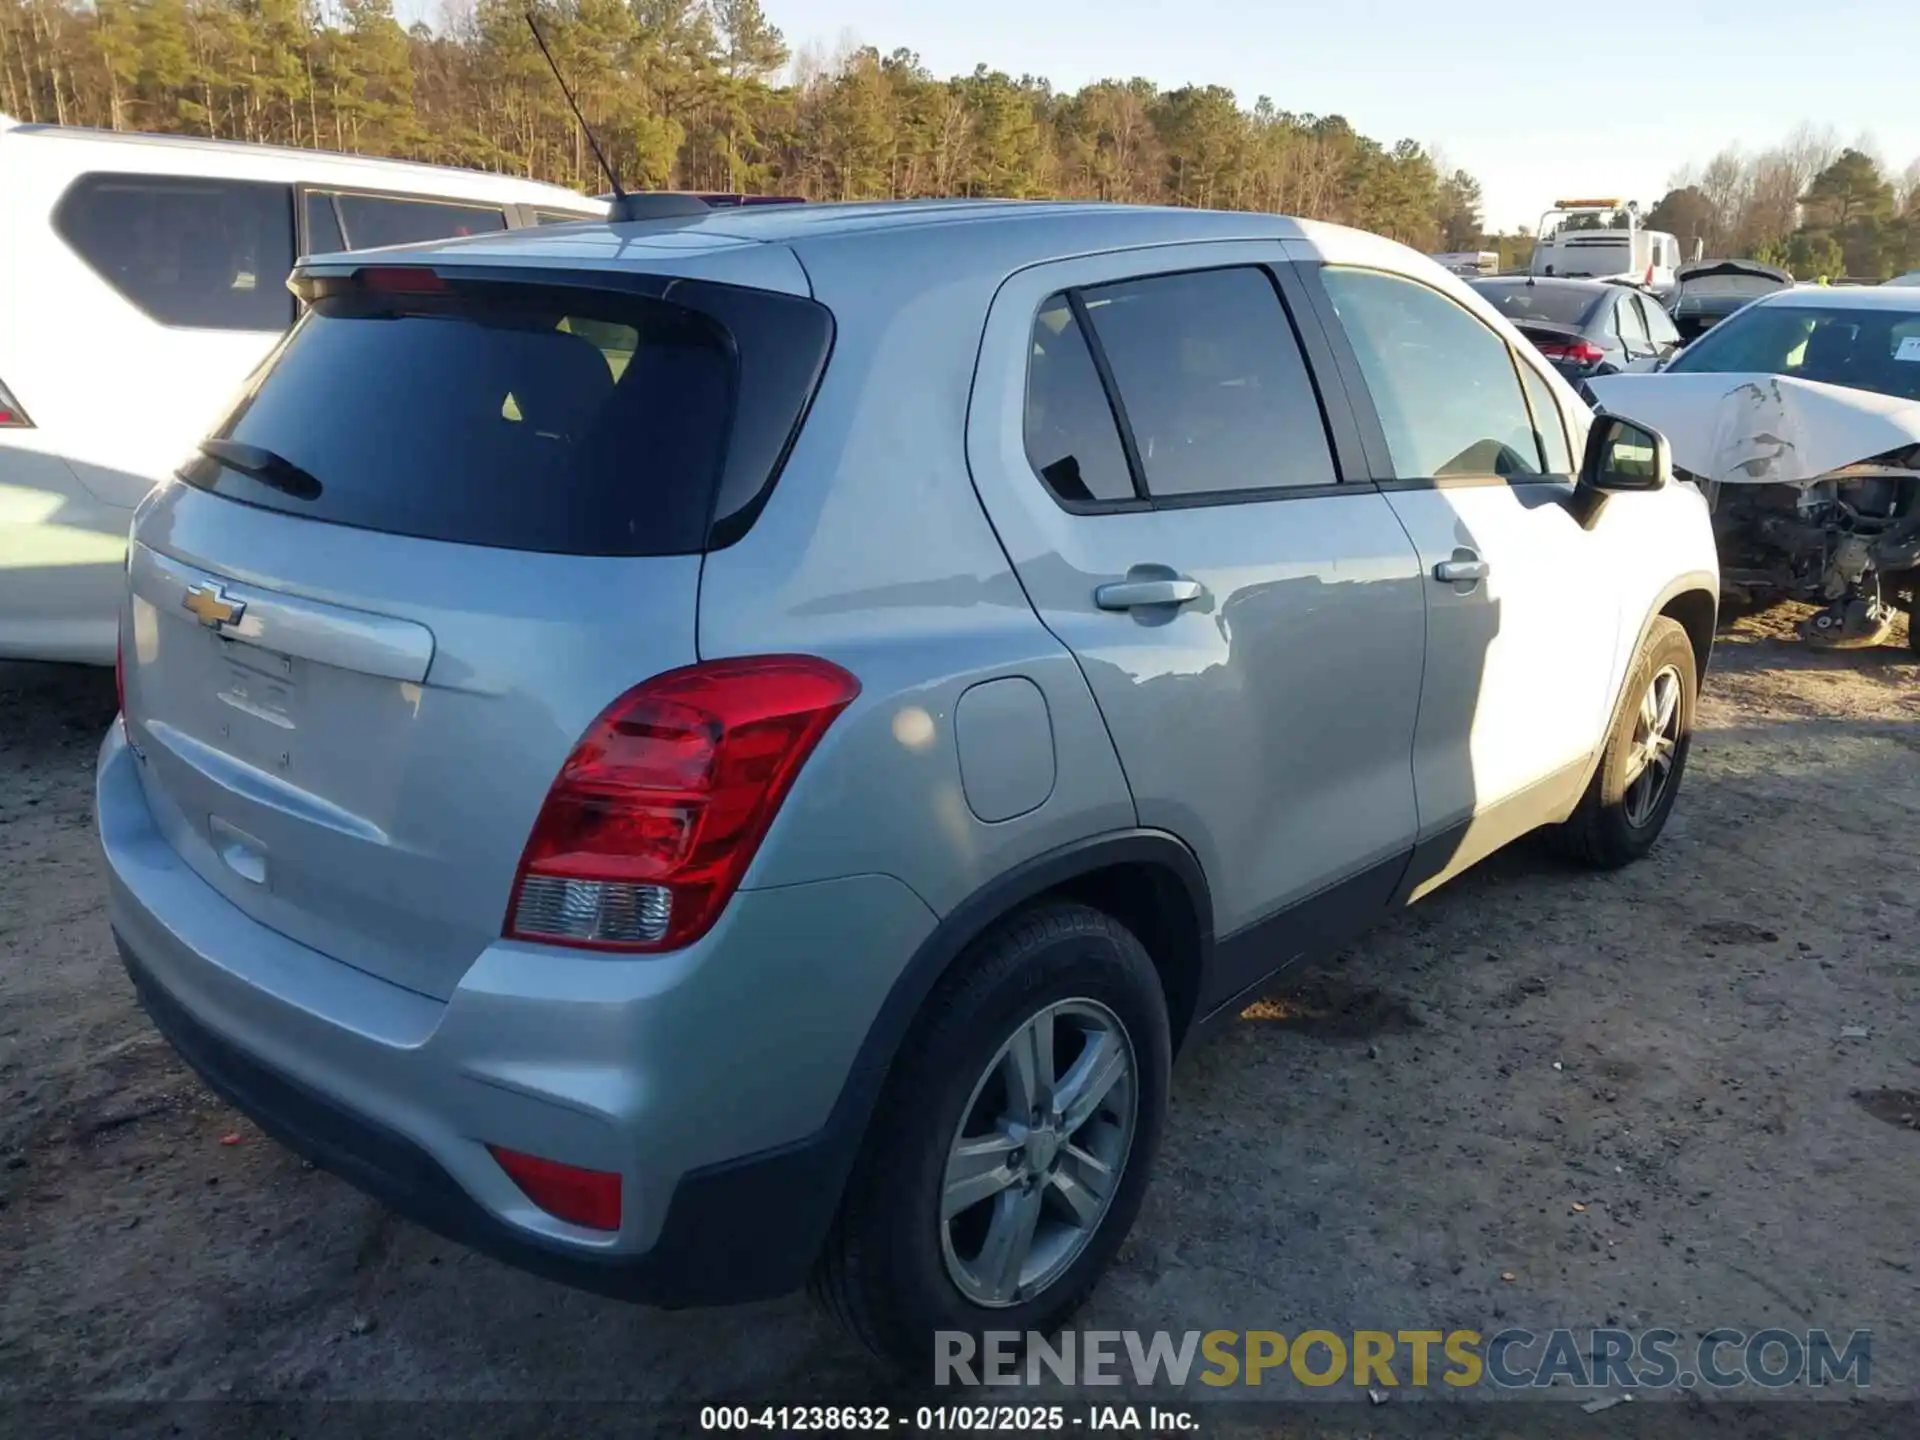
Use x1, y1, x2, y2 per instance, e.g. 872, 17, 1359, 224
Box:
1530, 199, 1684, 293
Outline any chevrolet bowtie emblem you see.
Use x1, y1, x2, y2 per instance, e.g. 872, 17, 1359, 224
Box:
183, 582, 246, 631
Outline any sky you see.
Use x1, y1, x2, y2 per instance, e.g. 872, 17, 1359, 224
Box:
402, 0, 1920, 231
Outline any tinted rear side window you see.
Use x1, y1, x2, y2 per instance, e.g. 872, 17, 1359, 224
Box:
1080, 267, 1337, 496
182, 278, 829, 556
1025, 297, 1136, 504
55, 173, 294, 331
333, 194, 508, 248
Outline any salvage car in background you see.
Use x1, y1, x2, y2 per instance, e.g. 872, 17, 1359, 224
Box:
1589, 284, 1920, 650
1469, 275, 1681, 383
1666, 259, 1793, 344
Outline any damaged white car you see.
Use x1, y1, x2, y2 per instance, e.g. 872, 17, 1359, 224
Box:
1589, 285, 1920, 650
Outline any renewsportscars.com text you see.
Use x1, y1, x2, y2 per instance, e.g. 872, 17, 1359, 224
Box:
936, 1327, 1872, 1391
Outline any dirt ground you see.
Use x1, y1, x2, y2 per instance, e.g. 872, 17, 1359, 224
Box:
3, 607, 1918, 1425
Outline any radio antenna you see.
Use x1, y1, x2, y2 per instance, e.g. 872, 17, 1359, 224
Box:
525, 13, 626, 201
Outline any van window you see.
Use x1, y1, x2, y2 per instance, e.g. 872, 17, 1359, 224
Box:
54, 173, 295, 331
302, 191, 347, 257
331, 194, 508, 249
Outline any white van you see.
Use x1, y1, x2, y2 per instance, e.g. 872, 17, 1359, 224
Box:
0, 118, 606, 664
1529, 200, 1682, 293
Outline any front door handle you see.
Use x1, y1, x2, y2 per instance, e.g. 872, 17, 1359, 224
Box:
1433, 557, 1490, 584
1094, 577, 1204, 610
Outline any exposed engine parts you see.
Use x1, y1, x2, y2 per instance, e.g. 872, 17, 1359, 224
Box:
1707, 461, 1920, 648
1585, 372, 1920, 652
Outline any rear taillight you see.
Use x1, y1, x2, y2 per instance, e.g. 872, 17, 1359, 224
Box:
1537, 338, 1607, 367
0, 377, 32, 428
488, 1145, 622, 1231
505, 655, 860, 953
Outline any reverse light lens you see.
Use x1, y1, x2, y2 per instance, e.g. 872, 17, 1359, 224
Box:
506, 655, 860, 953
488, 1145, 622, 1231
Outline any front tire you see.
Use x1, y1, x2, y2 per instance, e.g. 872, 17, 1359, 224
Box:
1556, 615, 1697, 869
811, 903, 1170, 1371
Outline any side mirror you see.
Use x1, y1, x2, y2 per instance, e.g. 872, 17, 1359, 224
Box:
1581, 413, 1669, 493
1572, 414, 1670, 526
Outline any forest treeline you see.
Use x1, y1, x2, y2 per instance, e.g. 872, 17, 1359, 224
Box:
1644, 127, 1920, 280
0, 0, 1487, 249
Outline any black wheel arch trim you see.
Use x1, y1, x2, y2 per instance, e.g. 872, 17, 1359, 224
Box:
1644, 569, 1720, 680
1572, 570, 1718, 803
706, 828, 1216, 1297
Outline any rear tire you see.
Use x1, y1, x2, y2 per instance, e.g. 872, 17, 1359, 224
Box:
810, 903, 1170, 1373
1556, 615, 1696, 869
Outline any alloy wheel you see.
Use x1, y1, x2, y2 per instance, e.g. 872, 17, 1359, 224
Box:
938, 998, 1138, 1308
1624, 663, 1683, 827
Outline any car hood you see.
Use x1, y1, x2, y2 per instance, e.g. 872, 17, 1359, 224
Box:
1585, 372, 1920, 486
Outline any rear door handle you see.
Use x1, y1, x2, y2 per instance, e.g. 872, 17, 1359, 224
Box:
1094, 578, 1204, 610
1433, 558, 1490, 584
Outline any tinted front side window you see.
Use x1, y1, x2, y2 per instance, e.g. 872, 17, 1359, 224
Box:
1025, 297, 1136, 504
1081, 267, 1336, 496
1516, 361, 1575, 474
55, 173, 294, 331
184, 287, 733, 555
1321, 267, 1543, 479
332, 194, 509, 249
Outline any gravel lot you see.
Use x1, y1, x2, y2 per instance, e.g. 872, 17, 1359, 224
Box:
3, 609, 1918, 1424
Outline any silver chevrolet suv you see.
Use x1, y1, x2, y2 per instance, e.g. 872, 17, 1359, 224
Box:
100, 200, 1719, 1367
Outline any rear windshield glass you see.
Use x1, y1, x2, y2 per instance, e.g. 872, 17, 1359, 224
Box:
1472, 282, 1601, 327
1665, 304, 1920, 401
183, 284, 754, 555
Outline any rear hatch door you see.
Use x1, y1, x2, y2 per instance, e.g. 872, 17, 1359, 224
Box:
122, 257, 829, 1000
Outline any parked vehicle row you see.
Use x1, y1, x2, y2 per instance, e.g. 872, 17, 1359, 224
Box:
99, 195, 1720, 1367
1482, 224, 1920, 653
1481, 255, 1920, 660
1666, 258, 1794, 343
1590, 284, 1920, 651
0, 118, 605, 665
1468, 275, 1682, 383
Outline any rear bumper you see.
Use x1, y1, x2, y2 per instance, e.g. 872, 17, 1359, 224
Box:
98, 725, 937, 1306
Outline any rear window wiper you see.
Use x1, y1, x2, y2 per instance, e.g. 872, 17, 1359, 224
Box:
197, 439, 324, 502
